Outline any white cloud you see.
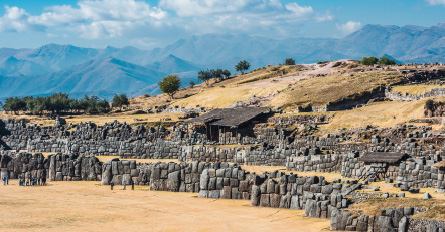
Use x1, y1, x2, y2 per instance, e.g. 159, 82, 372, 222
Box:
159, 0, 332, 38
426, 0, 445, 5
0, 6, 35, 32
285, 3, 313, 16
159, 0, 248, 17
0, 0, 167, 38
0, 0, 335, 43
336, 21, 362, 35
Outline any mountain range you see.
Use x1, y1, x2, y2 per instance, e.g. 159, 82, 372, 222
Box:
0, 22, 444, 101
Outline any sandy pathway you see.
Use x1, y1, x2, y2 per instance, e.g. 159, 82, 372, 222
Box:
0, 180, 331, 232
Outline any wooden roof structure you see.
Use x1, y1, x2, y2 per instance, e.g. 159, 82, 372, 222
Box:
360, 152, 410, 164
185, 107, 270, 128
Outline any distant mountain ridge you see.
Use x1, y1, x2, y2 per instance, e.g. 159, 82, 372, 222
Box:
0, 21, 444, 100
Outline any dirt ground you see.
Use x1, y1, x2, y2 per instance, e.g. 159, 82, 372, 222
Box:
0, 180, 331, 232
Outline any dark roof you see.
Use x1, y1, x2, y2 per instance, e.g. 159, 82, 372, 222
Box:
360, 152, 409, 164
185, 107, 270, 127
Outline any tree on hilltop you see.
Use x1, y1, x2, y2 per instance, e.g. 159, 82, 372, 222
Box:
379, 56, 397, 65
197, 69, 213, 85
158, 74, 181, 99
235, 60, 251, 74
222, 69, 231, 78
285, 58, 295, 65
361, 57, 379, 66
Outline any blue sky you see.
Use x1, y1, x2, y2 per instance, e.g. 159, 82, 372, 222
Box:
0, 0, 444, 49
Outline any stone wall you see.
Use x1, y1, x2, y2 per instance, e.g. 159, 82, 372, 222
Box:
1, 152, 48, 180
198, 164, 252, 199
398, 160, 445, 190
407, 218, 445, 232
330, 207, 427, 231
250, 174, 348, 218
286, 154, 343, 173
26, 138, 186, 159
198, 165, 351, 218
341, 153, 365, 179
48, 154, 102, 181
101, 160, 205, 192
0, 152, 102, 182
267, 114, 333, 126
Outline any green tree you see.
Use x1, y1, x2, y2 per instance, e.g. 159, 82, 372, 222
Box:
235, 60, 251, 74
120, 94, 129, 107
198, 69, 212, 85
222, 69, 231, 78
29, 97, 48, 115
112, 94, 129, 109
214, 68, 223, 80
3, 97, 26, 114
285, 58, 296, 65
361, 57, 379, 66
69, 99, 80, 113
158, 74, 181, 99
47, 93, 70, 113
189, 81, 195, 88
96, 99, 111, 113
379, 56, 397, 65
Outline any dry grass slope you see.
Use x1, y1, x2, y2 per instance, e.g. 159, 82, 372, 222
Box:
268, 71, 405, 110
392, 84, 443, 95
131, 65, 306, 109
320, 99, 428, 130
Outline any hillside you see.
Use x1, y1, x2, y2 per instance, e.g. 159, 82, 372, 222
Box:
130, 64, 309, 109
267, 70, 405, 109
132, 60, 407, 110
128, 59, 445, 131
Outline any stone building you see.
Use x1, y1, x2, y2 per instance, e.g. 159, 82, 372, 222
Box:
359, 152, 410, 181
185, 107, 271, 143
